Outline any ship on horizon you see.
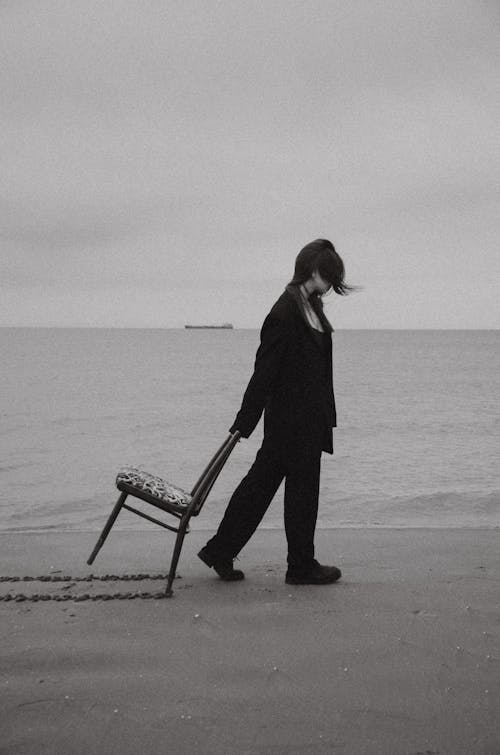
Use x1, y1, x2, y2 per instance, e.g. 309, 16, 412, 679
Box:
184, 322, 234, 329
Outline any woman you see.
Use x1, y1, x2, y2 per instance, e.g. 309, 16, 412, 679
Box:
198, 239, 353, 585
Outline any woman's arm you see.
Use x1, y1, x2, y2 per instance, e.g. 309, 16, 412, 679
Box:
229, 313, 289, 438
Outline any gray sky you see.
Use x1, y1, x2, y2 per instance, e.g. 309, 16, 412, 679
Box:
1, 0, 499, 328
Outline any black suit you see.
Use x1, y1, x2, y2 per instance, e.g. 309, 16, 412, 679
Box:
205, 285, 337, 570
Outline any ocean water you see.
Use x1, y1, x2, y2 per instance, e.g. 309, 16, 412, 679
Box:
1, 328, 499, 532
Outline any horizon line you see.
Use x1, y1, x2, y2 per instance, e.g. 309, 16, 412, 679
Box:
1, 325, 499, 332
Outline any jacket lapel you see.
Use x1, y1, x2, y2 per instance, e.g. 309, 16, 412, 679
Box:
283, 286, 332, 354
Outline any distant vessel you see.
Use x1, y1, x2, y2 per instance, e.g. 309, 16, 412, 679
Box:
184, 323, 234, 329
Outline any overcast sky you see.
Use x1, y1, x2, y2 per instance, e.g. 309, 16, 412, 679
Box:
1, 0, 499, 328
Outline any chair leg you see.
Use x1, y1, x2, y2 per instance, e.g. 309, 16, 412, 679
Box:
165, 515, 191, 597
87, 492, 127, 565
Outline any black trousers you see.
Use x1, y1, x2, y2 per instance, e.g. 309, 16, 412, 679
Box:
205, 434, 322, 570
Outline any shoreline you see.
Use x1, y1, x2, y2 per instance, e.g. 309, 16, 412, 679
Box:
1, 523, 498, 536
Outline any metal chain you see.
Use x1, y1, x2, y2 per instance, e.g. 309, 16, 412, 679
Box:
0, 573, 173, 601
0, 574, 168, 582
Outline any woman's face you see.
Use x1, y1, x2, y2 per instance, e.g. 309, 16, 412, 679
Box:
312, 270, 332, 295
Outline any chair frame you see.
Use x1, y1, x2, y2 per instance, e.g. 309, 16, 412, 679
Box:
87, 431, 240, 596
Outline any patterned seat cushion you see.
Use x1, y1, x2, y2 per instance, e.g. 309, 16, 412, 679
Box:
116, 466, 192, 507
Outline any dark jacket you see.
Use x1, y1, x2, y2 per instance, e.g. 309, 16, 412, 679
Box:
229, 286, 336, 456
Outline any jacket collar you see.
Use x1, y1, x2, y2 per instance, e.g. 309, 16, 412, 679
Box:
283, 285, 334, 353
284, 285, 334, 331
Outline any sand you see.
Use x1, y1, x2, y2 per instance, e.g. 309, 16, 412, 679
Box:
1, 528, 499, 754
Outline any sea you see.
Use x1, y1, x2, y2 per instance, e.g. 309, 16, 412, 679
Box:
1, 328, 499, 532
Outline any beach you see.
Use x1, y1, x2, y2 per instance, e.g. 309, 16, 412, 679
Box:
1, 527, 499, 754
2, 328, 499, 752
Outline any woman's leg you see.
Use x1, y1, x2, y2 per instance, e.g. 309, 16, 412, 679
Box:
283, 450, 322, 572
204, 437, 285, 560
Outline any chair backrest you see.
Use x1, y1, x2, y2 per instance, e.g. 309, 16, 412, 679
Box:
189, 432, 240, 516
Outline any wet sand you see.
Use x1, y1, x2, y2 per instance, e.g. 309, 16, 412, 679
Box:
1, 528, 499, 754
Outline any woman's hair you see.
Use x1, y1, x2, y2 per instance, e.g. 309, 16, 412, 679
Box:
288, 239, 353, 296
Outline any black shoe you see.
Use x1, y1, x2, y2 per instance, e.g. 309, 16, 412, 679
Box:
285, 560, 342, 585
197, 547, 245, 581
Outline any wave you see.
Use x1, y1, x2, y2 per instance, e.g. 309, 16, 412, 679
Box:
380, 489, 500, 513
320, 489, 500, 528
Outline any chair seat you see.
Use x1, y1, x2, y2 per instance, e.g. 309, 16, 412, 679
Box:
116, 466, 192, 512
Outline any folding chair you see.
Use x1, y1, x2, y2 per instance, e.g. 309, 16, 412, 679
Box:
87, 431, 240, 597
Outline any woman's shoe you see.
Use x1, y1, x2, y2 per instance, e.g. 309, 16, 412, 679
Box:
197, 546, 245, 581
285, 560, 341, 585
